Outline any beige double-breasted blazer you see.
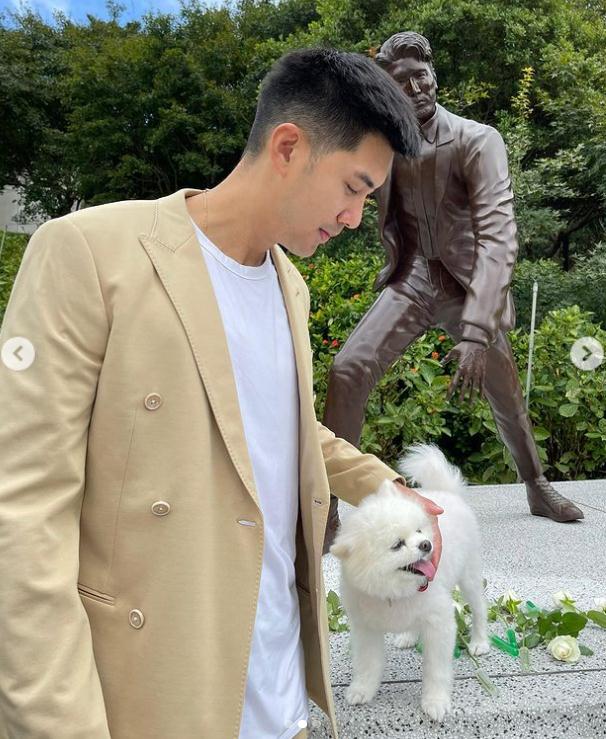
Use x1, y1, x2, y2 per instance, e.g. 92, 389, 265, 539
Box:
0, 188, 399, 738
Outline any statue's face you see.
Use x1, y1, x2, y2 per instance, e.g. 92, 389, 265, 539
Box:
385, 56, 437, 124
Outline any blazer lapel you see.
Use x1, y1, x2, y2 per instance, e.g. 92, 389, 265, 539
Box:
434, 104, 454, 208
138, 187, 259, 508
270, 245, 317, 480
270, 243, 328, 563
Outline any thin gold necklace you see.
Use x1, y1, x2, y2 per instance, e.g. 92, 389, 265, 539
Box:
202, 188, 209, 233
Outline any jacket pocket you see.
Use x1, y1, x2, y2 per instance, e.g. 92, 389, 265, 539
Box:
77, 583, 116, 606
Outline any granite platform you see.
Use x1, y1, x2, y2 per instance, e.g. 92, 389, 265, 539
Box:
307, 479, 606, 739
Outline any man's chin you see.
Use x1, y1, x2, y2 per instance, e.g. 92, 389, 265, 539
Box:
282, 240, 319, 258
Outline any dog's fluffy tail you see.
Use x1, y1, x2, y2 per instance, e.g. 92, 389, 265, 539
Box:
398, 443, 466, 493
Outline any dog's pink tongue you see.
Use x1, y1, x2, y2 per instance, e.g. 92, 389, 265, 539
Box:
415, 559, 436, 581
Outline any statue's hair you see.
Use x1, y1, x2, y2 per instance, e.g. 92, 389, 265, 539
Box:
375, 32, 437, 84
243, 47, 420, 161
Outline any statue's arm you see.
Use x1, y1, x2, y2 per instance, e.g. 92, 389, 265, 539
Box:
459, 125, 519, 345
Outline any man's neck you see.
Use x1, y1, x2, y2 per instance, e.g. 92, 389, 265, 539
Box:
186, 164, 275, 267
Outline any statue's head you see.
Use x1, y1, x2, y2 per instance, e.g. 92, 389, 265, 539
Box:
375, 32, 438, 124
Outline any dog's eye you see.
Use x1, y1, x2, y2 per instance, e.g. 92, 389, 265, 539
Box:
416, 529, 421, 533
391, 539, 405, 551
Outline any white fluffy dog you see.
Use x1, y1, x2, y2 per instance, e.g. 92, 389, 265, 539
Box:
330, 443, 490, 721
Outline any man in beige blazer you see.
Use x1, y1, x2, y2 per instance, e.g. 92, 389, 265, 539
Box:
0, 48, 443, 738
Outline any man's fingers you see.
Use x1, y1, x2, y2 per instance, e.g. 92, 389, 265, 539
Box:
415, 492, 444, 517
430, 516, 442, 574
424, 501, 445, 516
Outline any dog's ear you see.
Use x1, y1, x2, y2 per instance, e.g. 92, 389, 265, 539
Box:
329, 540, 351, 559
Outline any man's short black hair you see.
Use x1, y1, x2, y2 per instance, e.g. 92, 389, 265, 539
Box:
243, 47, 420, 161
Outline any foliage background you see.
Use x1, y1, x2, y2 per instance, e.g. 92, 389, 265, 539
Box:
1, 0, 605, 481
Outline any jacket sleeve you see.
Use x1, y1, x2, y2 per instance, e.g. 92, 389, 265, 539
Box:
0, 218, 112, 737
317, 422, 401, 506
296, 274, 401, 506
459, 125, 519, 346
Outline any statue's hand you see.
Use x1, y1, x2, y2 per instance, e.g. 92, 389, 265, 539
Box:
441, 340, 487, 403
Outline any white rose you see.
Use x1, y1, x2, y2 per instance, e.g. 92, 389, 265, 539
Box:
594, 597, 606, 611
547, 635, 581, 663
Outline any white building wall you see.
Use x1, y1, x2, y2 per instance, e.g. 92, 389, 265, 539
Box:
0, 186, 45, 235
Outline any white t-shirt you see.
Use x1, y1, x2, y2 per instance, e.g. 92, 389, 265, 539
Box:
192, 219, 308, 739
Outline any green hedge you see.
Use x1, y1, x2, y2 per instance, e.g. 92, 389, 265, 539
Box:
0, 232, 29, 326
292, 249, 606, 483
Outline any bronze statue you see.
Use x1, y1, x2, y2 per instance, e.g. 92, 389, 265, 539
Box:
322, 31, 583, 554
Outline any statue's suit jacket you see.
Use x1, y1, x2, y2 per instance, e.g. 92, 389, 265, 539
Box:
0, 188, 398, 739
374, 103, 519, 345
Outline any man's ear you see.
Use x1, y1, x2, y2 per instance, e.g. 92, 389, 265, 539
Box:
269, 122, 305, 174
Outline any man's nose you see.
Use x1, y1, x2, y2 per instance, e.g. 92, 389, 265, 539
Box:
338, 204, 364, 230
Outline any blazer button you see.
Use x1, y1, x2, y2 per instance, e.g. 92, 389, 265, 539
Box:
151, 500, 171, 516
144, 393, 163, 410
129, 609, 145, 629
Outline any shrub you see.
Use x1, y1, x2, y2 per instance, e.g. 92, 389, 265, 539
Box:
0, 232, 29, 326
294, 252, 606, 483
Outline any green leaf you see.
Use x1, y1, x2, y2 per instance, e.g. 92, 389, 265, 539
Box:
579, 644, 594, 656
587, 610, 606, 628
419, 363, 436, 386
525, 633, 542, 649
557, 612, 587, 636
558, 403, 579, 417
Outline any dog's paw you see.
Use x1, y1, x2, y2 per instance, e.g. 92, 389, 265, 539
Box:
421, 693, 452, 722
393, 631, 419, 649
345, 682, 377, 705
468, 638, 490, 656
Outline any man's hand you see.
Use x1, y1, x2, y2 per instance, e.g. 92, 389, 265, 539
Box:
441, 340, 488, 403
393, 481, 443, 580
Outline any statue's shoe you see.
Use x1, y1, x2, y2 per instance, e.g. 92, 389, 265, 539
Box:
526, 476, 584, 522
322, 495, 340, 555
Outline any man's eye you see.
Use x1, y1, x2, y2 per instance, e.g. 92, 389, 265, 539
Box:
346, 184, 359, 195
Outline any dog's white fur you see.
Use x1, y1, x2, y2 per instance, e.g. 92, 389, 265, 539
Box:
330, 443, 490, 721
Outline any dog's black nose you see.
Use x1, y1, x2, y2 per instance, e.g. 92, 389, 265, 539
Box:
418, 539, 432, 553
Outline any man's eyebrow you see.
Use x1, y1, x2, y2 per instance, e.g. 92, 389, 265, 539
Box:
354, 171, 375, 190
